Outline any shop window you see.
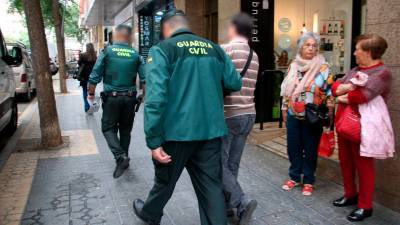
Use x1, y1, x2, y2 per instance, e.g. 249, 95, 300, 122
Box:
274, 0, 358, 76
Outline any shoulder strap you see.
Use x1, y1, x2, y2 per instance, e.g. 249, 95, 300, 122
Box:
240, 48, 253, 77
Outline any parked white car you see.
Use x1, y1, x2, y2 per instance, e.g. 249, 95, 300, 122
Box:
7, 43, 36, 101
0, 28, 22, 136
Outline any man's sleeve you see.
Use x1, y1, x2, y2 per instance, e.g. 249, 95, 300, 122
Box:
88, 50, 106, 85
138, 55, 146, 84
144, 46, 169, 150
220, 47, 242, 92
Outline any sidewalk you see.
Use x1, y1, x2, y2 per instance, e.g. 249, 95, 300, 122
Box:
0, 79, 399, 225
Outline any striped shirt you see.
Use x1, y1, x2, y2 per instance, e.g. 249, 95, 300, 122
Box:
221, 37, 259, 118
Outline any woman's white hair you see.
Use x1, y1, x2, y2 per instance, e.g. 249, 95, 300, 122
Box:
297, 32, 321, 53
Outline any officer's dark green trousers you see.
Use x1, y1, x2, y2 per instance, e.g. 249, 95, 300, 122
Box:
101, 95, 136, 160
142, 138, 227, 225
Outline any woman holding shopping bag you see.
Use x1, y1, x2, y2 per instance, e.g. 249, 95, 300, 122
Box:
280, 32, 335, 196
332, 34, 394, 222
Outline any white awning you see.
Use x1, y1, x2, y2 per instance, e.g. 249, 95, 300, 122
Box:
82, 0, 133, 26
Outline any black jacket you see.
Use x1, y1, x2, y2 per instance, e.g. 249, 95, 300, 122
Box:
78, 53, 96, 82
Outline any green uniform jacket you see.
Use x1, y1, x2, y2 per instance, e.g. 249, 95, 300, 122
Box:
144, 29, 242, 150
89, 42, 145, 92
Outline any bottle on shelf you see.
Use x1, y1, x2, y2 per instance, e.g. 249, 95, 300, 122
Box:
340, 22, 345, 38
322, 22, 327, 35
334, 23, 339, 35
328, 23, 333, 35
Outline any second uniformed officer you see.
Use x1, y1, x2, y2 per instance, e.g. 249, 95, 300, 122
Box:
88, 25, 145, 179
133, 11, 242, 225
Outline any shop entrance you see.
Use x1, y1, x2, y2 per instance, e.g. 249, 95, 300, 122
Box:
241, 0, 363, 124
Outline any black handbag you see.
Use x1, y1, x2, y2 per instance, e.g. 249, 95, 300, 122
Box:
305, 103, 330, 126
223, 49, 254, 97
76, 64, 85, 81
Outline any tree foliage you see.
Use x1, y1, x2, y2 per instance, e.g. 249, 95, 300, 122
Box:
4, 30, 30, 48
63, 2, 83, 42
8, 0, 83, 42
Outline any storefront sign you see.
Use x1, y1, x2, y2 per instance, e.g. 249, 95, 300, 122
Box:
241, 0, 274, 70
139, 15, 153, 59
241, 0, 275, 122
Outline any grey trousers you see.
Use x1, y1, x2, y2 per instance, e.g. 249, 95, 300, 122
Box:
221, 114, 256, 212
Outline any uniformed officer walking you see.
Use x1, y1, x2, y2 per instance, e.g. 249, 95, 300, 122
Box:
88, 25, 145, 179
133, 11, 242, 225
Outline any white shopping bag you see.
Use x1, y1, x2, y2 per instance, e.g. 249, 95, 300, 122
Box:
87, 96, 101, 113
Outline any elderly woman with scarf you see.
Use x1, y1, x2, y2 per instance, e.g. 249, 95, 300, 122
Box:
332, 34, 393, 222
280, 32, 335, 196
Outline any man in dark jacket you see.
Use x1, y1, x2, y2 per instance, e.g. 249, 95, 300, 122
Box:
133, 10, 242, 225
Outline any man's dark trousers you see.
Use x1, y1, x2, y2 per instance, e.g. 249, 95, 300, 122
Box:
101, 95, 136, 160
141, 138, 227, 225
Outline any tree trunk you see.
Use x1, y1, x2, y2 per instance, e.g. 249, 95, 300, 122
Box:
23, 0, 63, 148
52, 0, 68, 93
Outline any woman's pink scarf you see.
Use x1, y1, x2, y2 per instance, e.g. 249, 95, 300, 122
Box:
281, 54, 326, 99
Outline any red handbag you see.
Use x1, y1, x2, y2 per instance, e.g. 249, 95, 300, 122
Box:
318, 130, 335, 158
336, 105, 361, 144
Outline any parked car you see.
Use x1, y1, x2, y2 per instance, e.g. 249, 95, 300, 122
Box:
7, 43, 36, 101
0, 28, 23, 136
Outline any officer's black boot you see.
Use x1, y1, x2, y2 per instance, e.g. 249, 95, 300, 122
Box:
113, 156, 130, 179
133, 199, 161, 225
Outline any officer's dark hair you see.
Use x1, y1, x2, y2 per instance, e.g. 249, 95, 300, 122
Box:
231, 13, 253, 40
115, 24, 132, 36
159, 10, 188, 40
161, 10, 188, 29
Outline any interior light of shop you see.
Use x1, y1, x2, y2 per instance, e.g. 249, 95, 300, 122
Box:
156, 11, 164, 16
301, 23, 308, 33
301, 0, 307, 33
313, 13, 319, 33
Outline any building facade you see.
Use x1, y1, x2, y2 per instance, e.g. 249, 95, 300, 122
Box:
79, 0, 400, 212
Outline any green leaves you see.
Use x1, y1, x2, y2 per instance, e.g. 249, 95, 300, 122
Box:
8, 0, 82, 41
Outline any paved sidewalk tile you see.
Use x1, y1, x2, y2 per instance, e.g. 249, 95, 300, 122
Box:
1, 80, 399, 225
